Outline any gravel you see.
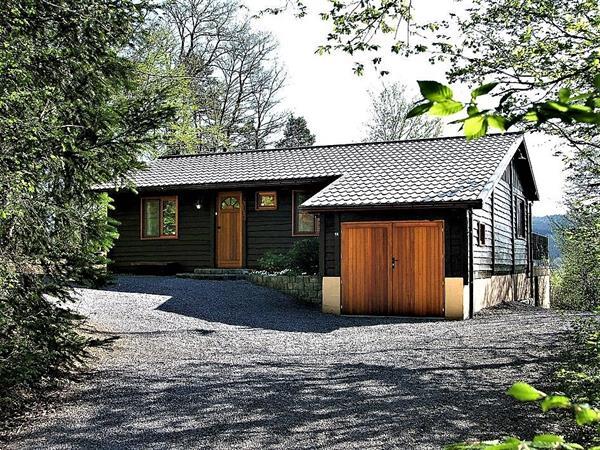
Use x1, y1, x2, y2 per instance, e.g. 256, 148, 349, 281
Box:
5, 275, 572, 449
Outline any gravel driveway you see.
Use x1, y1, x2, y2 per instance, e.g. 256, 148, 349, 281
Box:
7, 275, 570, 449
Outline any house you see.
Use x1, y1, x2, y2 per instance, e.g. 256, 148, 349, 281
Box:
104, 132, 550, 319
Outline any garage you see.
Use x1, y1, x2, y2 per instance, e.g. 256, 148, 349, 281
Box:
340, 220, 445, 316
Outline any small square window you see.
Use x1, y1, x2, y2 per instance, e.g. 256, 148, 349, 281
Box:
256, 191, 277, 210
477, 222, 486, 246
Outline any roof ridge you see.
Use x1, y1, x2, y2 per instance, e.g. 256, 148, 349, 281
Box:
157, 131, 525, 160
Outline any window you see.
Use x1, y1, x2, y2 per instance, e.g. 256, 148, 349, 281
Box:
141, 196, 178, 239
220, 196, 240, 210
255, 191, 277, 211
292, 191, 319, 236
477, 221, 486, 246
516, 197, 526, 238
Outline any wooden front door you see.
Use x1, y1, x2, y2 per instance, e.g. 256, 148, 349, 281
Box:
216, 192, 243, 268
341, 220, 444, 316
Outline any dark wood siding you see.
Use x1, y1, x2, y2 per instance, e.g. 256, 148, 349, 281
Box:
474, 156, 532, 278
109, 184, 324, 272
323, 209, 467, 281
109, 190, 214, 272
244, 185, 322, 268
472, 194, 493, 278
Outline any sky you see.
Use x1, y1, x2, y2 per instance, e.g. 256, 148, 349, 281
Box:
250, 1, 567, 217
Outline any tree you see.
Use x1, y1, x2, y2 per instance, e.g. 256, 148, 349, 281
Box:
266, 1, 600, 143
0, 0, 174, 416
276, 114, 316, 148
553, 144, 600, 310
154, 0, 287, 152
363, 83, 443, 141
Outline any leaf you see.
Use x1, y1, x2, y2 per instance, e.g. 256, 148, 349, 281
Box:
463, 115, 488, 140
574, 403, 600, 425
429, 100, 464, 116
541, 395, 571, 412
506, 382, 546, 402
524, 110, 539, 122
594, 74, 600, 89
558, 88, 571, 103
417, 80, 454, 102
545, 101, 569, 112
406, 102, 433, 118
532, 434, 564, 445
487, 115, 507, 131
471, 82, 499, 99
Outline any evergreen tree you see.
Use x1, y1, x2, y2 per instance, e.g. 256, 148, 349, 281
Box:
276, 115, 316, 148
0, 0, 175, 416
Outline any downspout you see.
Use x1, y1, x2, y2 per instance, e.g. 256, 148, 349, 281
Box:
468, 208, 474, 319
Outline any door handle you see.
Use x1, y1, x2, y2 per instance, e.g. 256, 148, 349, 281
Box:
392, 256, 396, 269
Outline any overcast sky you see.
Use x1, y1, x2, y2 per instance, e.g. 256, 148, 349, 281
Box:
251, 1, 567, 217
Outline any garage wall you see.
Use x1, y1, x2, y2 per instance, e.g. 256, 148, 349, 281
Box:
321, 208, 468, 280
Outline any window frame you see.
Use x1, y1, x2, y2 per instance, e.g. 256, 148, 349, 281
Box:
255, 191, 278, 211
140, 195, 179, 240
292, 190, 319, 237
476, 221, 486, 246
515, 196, 527, 239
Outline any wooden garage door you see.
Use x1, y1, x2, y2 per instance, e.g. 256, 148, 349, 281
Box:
341, 223, 393, 315
341, 220, 444, 316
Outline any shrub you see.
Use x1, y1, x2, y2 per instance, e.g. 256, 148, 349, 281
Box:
257, 238, 320, 275
288, 238, 319, 274
257, 251, 292, 273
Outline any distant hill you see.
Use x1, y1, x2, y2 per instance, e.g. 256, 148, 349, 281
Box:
532, 214, 566, 261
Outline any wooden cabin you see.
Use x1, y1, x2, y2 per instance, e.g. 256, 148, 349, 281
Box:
103, 133, 548, 319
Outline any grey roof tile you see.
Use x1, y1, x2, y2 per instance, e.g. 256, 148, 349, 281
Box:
107, 133, 524, 208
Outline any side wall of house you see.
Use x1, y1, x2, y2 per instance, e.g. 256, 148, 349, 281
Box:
471, 157, 532, 279
469, 154, 534, 312
109, 184, 323, 273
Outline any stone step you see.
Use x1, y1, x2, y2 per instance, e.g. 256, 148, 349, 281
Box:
176, 272, 248, 281
193, 268, 250, 275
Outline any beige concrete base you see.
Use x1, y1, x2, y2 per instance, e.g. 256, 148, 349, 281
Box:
471, 273, 533, 314
322, 276, 341, 315
445, 277, 468, 320
321, 273, 543, 319
536, 275, 551, 308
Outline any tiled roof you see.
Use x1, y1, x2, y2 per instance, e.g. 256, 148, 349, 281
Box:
110, 133, 525, 208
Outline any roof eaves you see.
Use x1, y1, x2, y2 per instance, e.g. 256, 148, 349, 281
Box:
301, 199, 483, 212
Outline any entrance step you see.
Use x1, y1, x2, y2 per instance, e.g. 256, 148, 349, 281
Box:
176, 268, 250, 281
193, 268, 250, 275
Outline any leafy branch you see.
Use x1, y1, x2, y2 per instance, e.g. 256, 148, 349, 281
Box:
407, 76, 600, 142
447, 382, 600, 450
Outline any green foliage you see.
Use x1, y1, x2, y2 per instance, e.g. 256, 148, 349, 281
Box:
283, 0, 600, 145
0, 0, 175, 418
276, 114, 316, 148
257, 239, 320, 275
556, 318, 600, 406
288, 238, 320, 274
448, 382, 600, 449
257, 251, 292, 273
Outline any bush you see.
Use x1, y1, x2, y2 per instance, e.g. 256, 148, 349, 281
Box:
288, 238, 319, 274
257, 238, 320, 275
257, 251, 292, 273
